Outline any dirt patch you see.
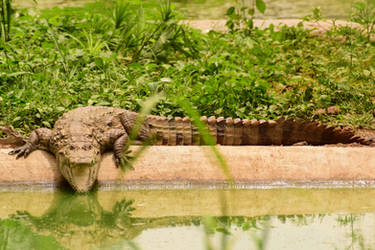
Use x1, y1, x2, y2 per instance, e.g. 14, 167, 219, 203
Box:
181, 19, 360, 33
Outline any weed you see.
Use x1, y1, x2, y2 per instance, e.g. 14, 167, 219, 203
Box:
225, 0, 266, 34
0, 0, 374, 134
351, 0, 375, 41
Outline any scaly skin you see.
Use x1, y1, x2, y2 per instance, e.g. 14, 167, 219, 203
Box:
9, 107, 149, 192
146, 115, 372, 146
9, 106, 373, 192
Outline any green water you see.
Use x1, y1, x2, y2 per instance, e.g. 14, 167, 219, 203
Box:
1, 188, 375, 249
13, 0, 353, 19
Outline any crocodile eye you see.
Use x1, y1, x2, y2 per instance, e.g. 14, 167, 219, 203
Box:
88, 145, 92, 150
148, 124, 153, 128
69, 145, 74, 150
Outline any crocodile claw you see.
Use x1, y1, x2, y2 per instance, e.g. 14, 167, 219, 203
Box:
8, 143, 33, 159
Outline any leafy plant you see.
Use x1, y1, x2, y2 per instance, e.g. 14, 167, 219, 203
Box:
0, 1, 374, 134
225, 0, 266, 34
351, 0, 375, 41
302, 7, 322, 22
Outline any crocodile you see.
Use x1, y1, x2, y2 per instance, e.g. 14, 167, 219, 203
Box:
7, 106, 373, 192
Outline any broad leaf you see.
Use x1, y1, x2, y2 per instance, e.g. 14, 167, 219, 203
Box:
256, 0, 266, 14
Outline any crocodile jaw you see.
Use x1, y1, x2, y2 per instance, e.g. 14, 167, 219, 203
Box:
57, 151, 101, 193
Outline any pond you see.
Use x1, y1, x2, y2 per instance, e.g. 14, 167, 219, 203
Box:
13, 0, 353, 19
1, 188, 374, 249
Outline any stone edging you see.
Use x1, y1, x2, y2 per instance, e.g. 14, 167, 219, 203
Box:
1, 146, 375, 189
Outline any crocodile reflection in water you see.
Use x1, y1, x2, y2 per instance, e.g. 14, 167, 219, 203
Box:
9, 190, 142, 245
3, 189, 258, 249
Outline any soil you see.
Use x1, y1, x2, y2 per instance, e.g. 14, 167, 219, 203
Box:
180, 19, 361, 33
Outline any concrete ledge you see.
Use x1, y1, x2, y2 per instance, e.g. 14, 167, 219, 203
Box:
0, 146, 375, 189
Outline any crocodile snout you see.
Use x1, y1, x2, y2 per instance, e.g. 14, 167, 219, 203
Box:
70, 166, 94, 193
57, 147, 101, 193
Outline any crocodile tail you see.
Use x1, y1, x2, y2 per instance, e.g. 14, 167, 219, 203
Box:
147, 115, 198, 145
203, 116, 371, 145
147, 115, 234, 145
147, 115, 372, 146
241, 117, 372, 145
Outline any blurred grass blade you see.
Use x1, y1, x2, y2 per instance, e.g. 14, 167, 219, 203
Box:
251, 216, 270, 250
120, 94, 163, 171
112, 0, 130, 30
175, 96, 234, 184
159, 0, 174, 22
128, 94, 163, 141
46, 22, 69, 74
1, 0, 12, 41
126, 240, 142, 250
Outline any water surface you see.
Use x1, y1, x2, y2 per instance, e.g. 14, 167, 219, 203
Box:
1, 188, 375, 249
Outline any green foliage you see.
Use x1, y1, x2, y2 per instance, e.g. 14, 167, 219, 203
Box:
351, 0, 375, 41
0, 219, 65, 249
0, 1, 375, 133
302, 7, 322, 22
255, 0, 266, 14
225, 0, 266, 33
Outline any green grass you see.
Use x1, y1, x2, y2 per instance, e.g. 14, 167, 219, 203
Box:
37, 0, 165, 21
0, 0, 374, 134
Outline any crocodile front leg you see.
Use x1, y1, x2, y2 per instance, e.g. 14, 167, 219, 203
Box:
114, 133, 131, 167
120, 111, 150, 141
103, 129, 130, 167
8, 128, 52, 159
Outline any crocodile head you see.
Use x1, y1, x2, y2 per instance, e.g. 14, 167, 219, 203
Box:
56, 142, 101, 193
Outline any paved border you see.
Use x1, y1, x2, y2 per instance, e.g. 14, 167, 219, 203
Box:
1, 146, 375, 189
